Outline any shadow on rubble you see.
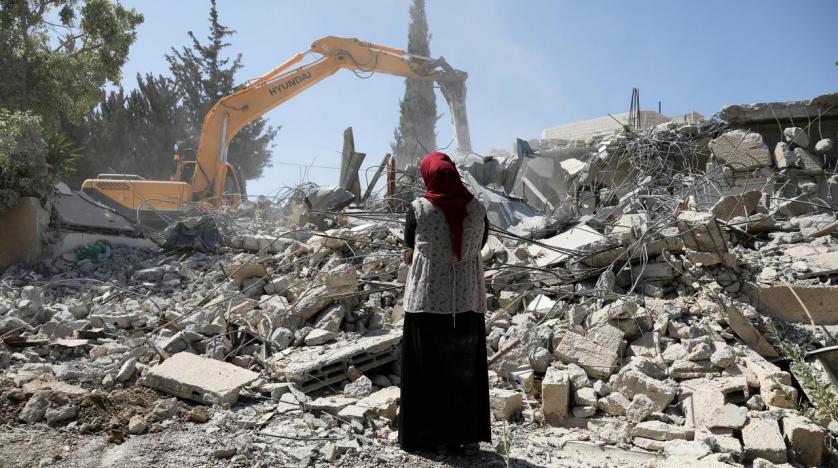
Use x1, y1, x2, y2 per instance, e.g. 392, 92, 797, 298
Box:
407, 448, 546, 468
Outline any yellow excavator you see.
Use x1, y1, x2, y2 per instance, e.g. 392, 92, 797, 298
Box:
81, 36, 472, 227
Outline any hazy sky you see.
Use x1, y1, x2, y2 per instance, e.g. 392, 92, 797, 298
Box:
116, 0, 838, 196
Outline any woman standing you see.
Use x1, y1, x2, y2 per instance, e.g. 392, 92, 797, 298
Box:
399, 151, 491, 454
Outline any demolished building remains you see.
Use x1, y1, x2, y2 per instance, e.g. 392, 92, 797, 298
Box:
2, 92, 838, 466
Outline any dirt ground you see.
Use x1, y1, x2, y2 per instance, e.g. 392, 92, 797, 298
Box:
0, 411, 661, 468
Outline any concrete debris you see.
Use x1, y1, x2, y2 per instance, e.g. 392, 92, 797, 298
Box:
3, 92, 838, 466
142, 352, 259, 405
742, 417, 787, 464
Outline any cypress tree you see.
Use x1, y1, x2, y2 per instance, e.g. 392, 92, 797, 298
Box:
391, 0, 438, 170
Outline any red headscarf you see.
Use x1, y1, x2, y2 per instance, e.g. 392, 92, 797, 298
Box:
419, 152, 474, 260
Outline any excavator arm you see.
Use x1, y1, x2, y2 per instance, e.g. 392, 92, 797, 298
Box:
191, 36, 471, 202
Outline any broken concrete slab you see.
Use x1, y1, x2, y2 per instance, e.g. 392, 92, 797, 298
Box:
527, 224, 604, 267
630, 420, 693, 441
747, 283, 838, 325
710, 191, 761, 222
613, 368, 678, 413
722, 302, 778, 358
709, 130, 772, 170
742, 417, 787, 464
554, 324, 624, 380
267, 329, 402, 392
142, 352, 259, 405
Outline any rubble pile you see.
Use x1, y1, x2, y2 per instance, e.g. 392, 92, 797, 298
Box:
2, 102, 838, 466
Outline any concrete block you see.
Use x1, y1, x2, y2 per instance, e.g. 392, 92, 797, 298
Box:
489, 388, 523, 420
742, 417, 786, 464
554, 324, 624, 379
542, 367, 570, 426
613, 368, 677, 413
630, 420, 693, 441
142, 352, 259, 405
782, 414, 824, 467
710, 191, 761, 221
357, 386, 400, 420
709, 130, 771, 170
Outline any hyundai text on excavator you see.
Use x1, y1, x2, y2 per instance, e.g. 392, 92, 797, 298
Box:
80, 36, 472, 228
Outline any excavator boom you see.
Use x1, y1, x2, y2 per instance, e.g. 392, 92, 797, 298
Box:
192, 36, 471, 201
81, 36, 471, 228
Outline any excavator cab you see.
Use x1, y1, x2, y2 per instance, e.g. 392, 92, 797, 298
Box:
221, 163, 246, 206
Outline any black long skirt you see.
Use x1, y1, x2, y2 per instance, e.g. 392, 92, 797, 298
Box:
398, 311, 492, 451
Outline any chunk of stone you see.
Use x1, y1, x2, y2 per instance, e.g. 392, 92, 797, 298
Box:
663, 439, 712, 460
574, 387, 598, 407
269, 327, 294, 350
723, 305, 778, 358
572, 406, 596, 418
45, 405, 76, 424
598, 392, 630, 416
676, 211, 728, 253
304, 329, 337, 346
783, 127, 809, 148
490, 388, 523, 420
631, 420, 693, 441
774, 142, 797, 169
323, 264, 359, 293
542, 367, 570, 426
710, 130, 771, 170
116, 357, 137, 382
128, 415, 147, 434
710, 191, 762, 222
19, 391, 49, 424
337, 404, 369, 423
142, 352, 259, 405
356, 386, 400, 420
314, 303, 345, 333
707, 403, 746, 430
626, 394, 655, 423
701, 428, 743, 459
710, 346, 736, 368
815, 138, 833, 154
528, 346, 553, 374
795, 147, 822, 172
613, 368, 677, 413
566, 363, 591, 389
343, 375, 373, 399
783, 414, 824, 467
263, 276, 290, 295
593, 380, 612, 397
149, 397, 179, 421
588, 419, 630, 445
633, 437, 665, 451
742, 417, 786, 464
308, 395, 357, 415
554, 324, 624, 379
746, 394, 766, 411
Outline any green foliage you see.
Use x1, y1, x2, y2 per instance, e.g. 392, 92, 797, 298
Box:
72, 73, 186, 186
165, 0, 276, 180
44, 131, 82, 179
766, 320, 838, 421
0, 109, 53, 211
391, 0, 438, 168
0, 0, 143, 131
77, 0, 276, 183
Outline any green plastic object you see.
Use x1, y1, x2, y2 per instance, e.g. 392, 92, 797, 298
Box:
75, 243, 106, 262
